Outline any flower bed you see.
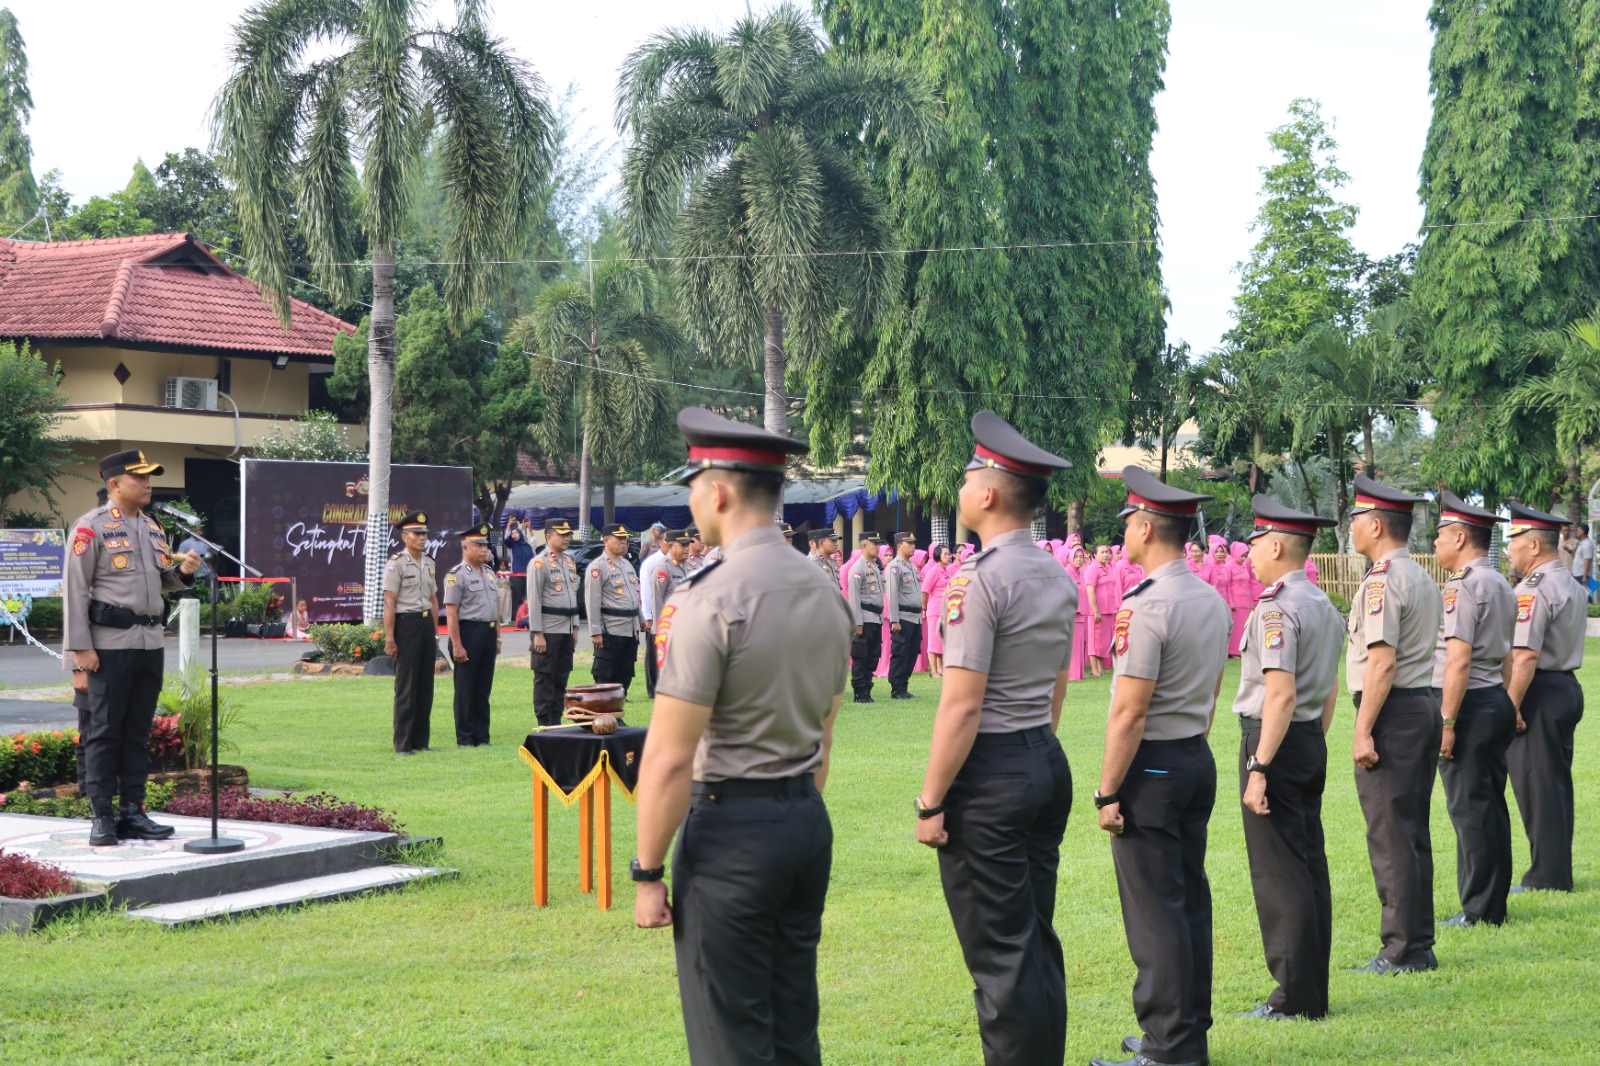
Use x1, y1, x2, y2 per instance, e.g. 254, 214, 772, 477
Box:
0, 729, 77, 792
0, 849, 77, 900
306, 623, 386, 664
159, 788, 404, 834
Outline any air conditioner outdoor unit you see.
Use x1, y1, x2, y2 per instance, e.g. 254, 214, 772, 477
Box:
164, 376, 218, 411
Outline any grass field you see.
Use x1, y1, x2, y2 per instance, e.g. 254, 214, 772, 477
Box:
4, 644, 1599, 1065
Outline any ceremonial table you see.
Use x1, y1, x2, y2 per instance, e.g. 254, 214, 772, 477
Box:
518, 726, 646, 910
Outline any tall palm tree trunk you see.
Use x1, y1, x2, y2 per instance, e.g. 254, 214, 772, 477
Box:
763, 306, 786, 435
1249, 425, 1265, 492
1362, 411, 1377, 476
577, 428, 594, 539
362, 241, 397, 622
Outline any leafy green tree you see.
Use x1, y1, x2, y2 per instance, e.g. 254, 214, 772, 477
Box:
1414, 0, 1600, 502
1127, 342, 1197, 480
0, 341, 75, 522
1195, 346, 1296, 493
254, 411, 367, 463
617, 2, 936, 441
1505, 310, 1600, 519
507, 260, 678, 535
0, 8, 36, 229
215, 0, 555, 620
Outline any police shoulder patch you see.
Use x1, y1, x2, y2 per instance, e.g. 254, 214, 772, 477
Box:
1366, 582, 1386, 614
1516, 594, 1535, 623
1443, 588, 1457, 613
445, 573, 457, 586
1113, 607, 1134, 655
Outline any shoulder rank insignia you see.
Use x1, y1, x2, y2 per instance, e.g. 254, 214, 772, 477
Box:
686, 559, 723, 586
1525, 572, 1544, 588
1125, 578, 1153, 599
1369, 560, 1390, 576
1259, 580, 1283, 600
969, 547, 997, 567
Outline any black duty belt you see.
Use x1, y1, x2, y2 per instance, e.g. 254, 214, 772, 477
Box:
89, 601, 162, 628
898, 603, 923, 613
692, 774, 815, 801
859, 608, 881, 617
600, 607, 639, 618
459, 618, 495, 627
542, 605, 579, 617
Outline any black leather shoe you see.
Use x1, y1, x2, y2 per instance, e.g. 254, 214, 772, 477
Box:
1121, 1035, 1143, 1055
1238, 1003, 1298, 1020
1442, 912, 1479, 928
1089, 1054, 1206, 1066
891, 690, 914, 699
117, 808, 175, 840
853, 695, 874, 704
89, 816, 120, 847
1351, 950, 1438, 974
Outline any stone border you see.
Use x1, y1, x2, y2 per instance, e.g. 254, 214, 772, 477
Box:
0, 889, 108, 934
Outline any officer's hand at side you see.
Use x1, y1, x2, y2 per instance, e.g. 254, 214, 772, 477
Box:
71, 669, 89, 692
534, 633, 547, 654
1242, 775, 1269, 816
385, 636, 399, 657
1352, 732, 1380, 769
1098, 801, 1125, 836
452, 641, 469, 663
592, 633, 604, 648
1514, 711, 1527, 735
1439, 724, 1455, 761
892, 622, 901, 633
854, 625, 863, 638
635, 881, 672, 928
915, 811, 948, 848
178, 550, 203, 576
72, 649, 100, 673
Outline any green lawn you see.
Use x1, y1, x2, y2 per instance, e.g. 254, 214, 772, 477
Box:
5, 644, 1599, 1065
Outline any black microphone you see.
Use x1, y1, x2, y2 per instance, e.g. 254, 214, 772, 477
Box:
156, 503, 204, 527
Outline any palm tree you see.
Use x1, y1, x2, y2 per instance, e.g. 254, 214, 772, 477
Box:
1507, 310, 1600, 519
1196, 347, 1294, 493
508, 260, 679, 537
214, 0, 554, 620
616, 2, 936, 439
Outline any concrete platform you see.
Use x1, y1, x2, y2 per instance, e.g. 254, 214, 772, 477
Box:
125, 864, 453, 927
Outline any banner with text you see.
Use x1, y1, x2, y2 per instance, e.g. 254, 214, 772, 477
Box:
0, 529, 66, 601
241, 459, 473, 623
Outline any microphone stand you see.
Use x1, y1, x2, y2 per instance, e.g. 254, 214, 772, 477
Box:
166, 515, 258, 856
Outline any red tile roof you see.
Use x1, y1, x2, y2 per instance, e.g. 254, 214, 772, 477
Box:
0, 233, 354, 359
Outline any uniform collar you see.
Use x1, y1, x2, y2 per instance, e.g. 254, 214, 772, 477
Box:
1533, 557, 1564, 577
1461, 554, 1490, 571
1278, 568, 1309, 588
1152, 558, 1190, 581
983, 527, 1034, 551
724, 524, 785, 556
1382, 546, 1409, 563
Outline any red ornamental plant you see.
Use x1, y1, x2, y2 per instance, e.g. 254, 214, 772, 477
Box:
0, 849, 78, 899
160, 788, 404, 834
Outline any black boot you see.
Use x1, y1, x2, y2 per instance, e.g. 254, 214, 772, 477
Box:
89, 815, 120, 847
117, 805, 175, 840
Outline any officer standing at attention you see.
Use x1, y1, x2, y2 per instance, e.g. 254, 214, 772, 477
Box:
383, 511, 440, 755
528, 518, 580, 727
444, 524, 502, 747
885, 532, 923, 700
640, 529, 689, 699
848, 533, 886, 703
1503, 500, 1588, 893
65, 449, 201, 846
1091, 467, 1230, 1066
1232, 496, 1342, 1022
1345, 473, 1443, 973
632, 407, 852, 1066
914, 412, 1075, 1066
1431, 492, 1516, 925
587, 523, 643, 697
808, 528, 841, 584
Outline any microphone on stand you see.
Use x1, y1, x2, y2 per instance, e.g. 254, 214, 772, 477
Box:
156, 502, 205, 528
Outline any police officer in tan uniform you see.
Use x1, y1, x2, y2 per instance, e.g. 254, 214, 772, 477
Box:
1345, 474, 1443, 973
1233, 496, 1342, 1021
65, 449, 201, 846
848, 533, 886, 702
1504, 500, 1588, 892
632, 408, 852, 1066
885, 532, 923, 700
444, 524, 502, 747
913, 413, 1075, 1066
586, 523, 643, 696
641, 530, 690, 698
1431, 492, 1516, 925
382, 511, 440, 754
807, 527, 840, 584
1092, 467, 1230, 1066
528, 518, 580, 727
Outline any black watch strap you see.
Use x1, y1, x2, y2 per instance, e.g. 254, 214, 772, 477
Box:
629, 857, 665, 883
1247, 755, 1271, 778
1094, 790, 1120, 809
914, 796, 944, 819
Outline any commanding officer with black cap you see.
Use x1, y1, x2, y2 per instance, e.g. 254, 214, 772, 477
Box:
383, 511, 440, 754
914, 412, 1075, 1066
528, 518, 580, 727
587, 523, 643, 696
847, 533, 886, 702
65, 449, 201, 846
1431, 492, 1516, 925
632, 407, 852, 1066
444, 524, 502, 747
1233, 496, 1342, 1021
1504, 500, 1588, 892
1345, 473, 1443, 973
1091, 467, 1230, 1066
885, 531, 922, 699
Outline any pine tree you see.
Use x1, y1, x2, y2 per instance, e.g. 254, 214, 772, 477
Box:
1414, 0, 1600, 502
0, 8, 38, 228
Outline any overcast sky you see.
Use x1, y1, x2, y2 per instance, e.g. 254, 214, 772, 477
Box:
9, 0, 1433, 356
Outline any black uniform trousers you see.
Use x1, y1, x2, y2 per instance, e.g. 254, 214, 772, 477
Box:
531, 631, 575, 727
1508, 669, 1584, 891
888, 618, 921, 695
83, 647, 164, 815
644, 624, 660, 698
1239, 718, 1331, 1018
1110, 735, 1215, 1065
451, 619, 497, 746
74, 687, 90, 792
1352, 687, 1441, 964
938, 726, 1072, 1066
592, 631, 639, 696
509, 574, 527, 620
850, 620, 882, 698
392, 613, 436, 752
1438, 685, 1515, 921
673, 775, 832, 1066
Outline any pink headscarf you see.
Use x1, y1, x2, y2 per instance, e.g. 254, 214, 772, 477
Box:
912, 548, 927, 569
958, 543, 976, 561
1230, 541, 1249, 561
877, 544, 892, 564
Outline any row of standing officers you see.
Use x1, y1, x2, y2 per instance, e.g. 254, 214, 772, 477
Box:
625, 407, 1588, 1066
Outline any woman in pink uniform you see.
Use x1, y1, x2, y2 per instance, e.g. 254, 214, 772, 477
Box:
1205, 534, 1235, 626
1186, 540, 1207, 576
875, 543, 895, 677
1226, 540, 1255, 657
1089, 543, 1121, 671
922, 543, 953, 676
1067, 544, 1092, 681
1304, 555, 1320, 585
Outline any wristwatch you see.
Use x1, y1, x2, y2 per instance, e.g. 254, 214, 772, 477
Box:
1246, 755, 1271, 778
1441, 716, 1458, 728
1093, 790, 1120, 809
629, 857, 665, 883
914, 796, 944, 820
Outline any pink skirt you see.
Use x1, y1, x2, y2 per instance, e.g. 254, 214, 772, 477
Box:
1229, 606, 1250, 657
925, 594, 947, 655
1093, 613, 1114, 661
1069, 614, 1091, 680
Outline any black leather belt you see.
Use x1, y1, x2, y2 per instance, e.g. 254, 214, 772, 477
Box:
898, 603, 922, 613
860, 609, 881, 618
543, 605, 579, 616
600, 607, 638, 617
692, 774, 815, 801
459, 618, 495, 627
89, 601, 162, 628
